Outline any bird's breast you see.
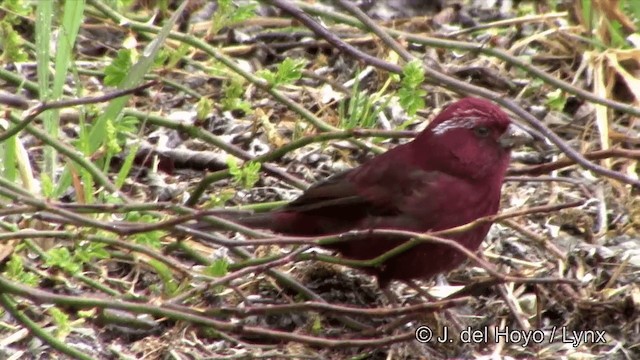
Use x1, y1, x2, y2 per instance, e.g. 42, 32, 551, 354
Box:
405, 176, 502, 238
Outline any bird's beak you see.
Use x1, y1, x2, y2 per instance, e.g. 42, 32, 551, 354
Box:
499, 124, 532, 149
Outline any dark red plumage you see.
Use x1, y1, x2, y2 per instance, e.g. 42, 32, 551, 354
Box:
227, 97, 530, 287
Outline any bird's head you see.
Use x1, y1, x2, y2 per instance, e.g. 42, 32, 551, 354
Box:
413, 97, 531, 180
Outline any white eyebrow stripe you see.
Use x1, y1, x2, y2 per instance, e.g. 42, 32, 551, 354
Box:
431, 117, 479, 135
452, 108, 491, 118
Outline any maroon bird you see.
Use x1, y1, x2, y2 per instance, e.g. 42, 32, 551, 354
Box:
221, 98, 530, 287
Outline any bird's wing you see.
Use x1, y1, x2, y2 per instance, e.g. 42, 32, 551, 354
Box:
281, 170, 367, 213
281, 162, 441, 219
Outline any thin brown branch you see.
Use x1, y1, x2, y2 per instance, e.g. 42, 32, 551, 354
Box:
509, 148, 640, 176
0, 274, 414, 348
0, 81, 157, 142
215, 297, 469, 318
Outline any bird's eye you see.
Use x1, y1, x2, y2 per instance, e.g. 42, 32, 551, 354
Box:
474, 126, 490, 138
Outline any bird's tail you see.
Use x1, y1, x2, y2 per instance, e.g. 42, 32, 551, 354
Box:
189, 210, 276, 232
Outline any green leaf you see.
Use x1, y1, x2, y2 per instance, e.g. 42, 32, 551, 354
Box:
211, 0, 256, 34
46, 247, 81, 274
545, 89, 566, 111
401, 60, 425, 88
119, 115, 140, 135
104, 49, 133, 86
105, 119, 122, 153
398, 88, 426, 116
40, 173, 54, 198
197, 97, 214, 120
0, 22, 29, 62
227, 157, 242, 179
257, 58, 306, 86
6, 256, 22, 277
127, 213, 164, 248
339, 69, 390, 129
229, 3, 256, 23
4, 0, 31, 16
397, 60, 426, 116
207, 188, 236, 207
5, 256, 40, 286
311, 314, 323, 334
48, 307, 71, 339
205, 258, 229, 277
133, 230, 163, 248
227, 158, 261, 188
242, 161, 261, 188
275, 58, 306, 84
221, 79, 252, 113
75, 242, 110, 263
